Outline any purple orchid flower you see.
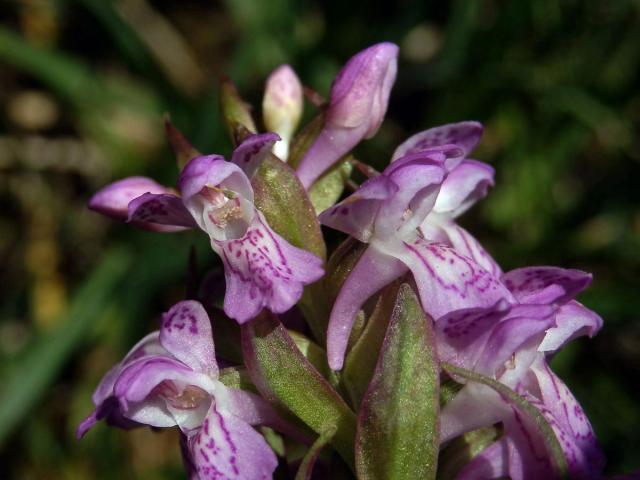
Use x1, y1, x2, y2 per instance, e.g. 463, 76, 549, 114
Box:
438, 267, 604, 479
89, 133, 324, 323
296, 42, 399, 189
401, 122, 502, 277
319, 145, 513, 370
77, 300, 305, 480
262, 65, 303, 161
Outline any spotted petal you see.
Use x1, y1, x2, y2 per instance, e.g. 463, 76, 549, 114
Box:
160, 301, 218, 377
230, 132, 281, 179
88, 176, 172, 220
392, 121, 484, 167
215, 211, 324, 323
394, 240, 513, 320
526, 360, 605, 478
425, 217, 502, 277
127, 193, 197, 229
188, 403, 278, 480
502, 267, 592, 306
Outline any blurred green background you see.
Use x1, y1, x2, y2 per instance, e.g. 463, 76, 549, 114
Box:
1, 0, 639, 478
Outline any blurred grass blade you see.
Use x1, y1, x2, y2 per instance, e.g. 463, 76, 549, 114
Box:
0, 248, 131, 444
355, 284, 440, 479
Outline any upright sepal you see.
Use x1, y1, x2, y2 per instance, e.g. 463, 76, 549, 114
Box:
164, 117, 202, 170
355, 284, 440, 479
220, 77, 257, 145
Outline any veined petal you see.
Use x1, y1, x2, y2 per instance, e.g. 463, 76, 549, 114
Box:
92, 331, 165, 406
437, 300, 511, 370
160, 301, 218, 377
215, 211, 324, 323
502, 267, 592, 306
230, 132, 281, 179
391, 121, 484, 165
179, 155, 254, 203
395, 239, 513, 320
474, 304, 557, 376
114, 356, 216, 427
88, 176, 172, 220
528, 360, 605, 478
189, 403, 278, 480
319, 174, 398, 242
425, 216, 502, 277
326, 246, 407, 370
377, 156, 446, 239
433, 159, 495, 217
262, 65, 303, 160
127, 193, 197, 230
538, 301, 603, 353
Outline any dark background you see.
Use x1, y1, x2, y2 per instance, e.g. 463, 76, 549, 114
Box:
1, 0, 639, 478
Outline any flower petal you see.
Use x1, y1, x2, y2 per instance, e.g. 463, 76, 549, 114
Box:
502, 267, 592, 306
538, 301, 603, 353
160, 301, 218, 377
376, 155, 446, 239
88, 176, 172, 220
528, 360, 605, 478
433, 159, 495, 217
114, 356, 216, 428
474, 304, 557, 376
216, 211, 324, 323
230, 132, 281, 179
396, 240, 513, 320
262, 65, 303, 160
127, 193, 197, 230
392, 121, 484, 165
426, 217, 502, 277
179, 155, 254, 203
319, 174, 398, 242
326, 246, 407, 370
437, 300, 511, 370
296, 42, 398, 188
328, 42, 399, 133
189, 403, 278, 480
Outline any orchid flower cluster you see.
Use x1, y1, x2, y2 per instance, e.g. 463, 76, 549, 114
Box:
79, 43, 610, 479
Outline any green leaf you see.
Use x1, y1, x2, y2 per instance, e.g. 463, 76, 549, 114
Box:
241, 312, 356, 469
356, 284, 440, 480
252, 155, 325, 260
343, 282, 400, 408
294, 427, 336, 480
308, 159, 353, 214
288, 330, 339, 386
0, 248, 130, 443
288, 113, 324, 170
252, 154, 328, 340
442, 362, 569, 477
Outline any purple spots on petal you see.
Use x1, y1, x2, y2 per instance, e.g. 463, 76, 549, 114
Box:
163, 304, 200, 335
